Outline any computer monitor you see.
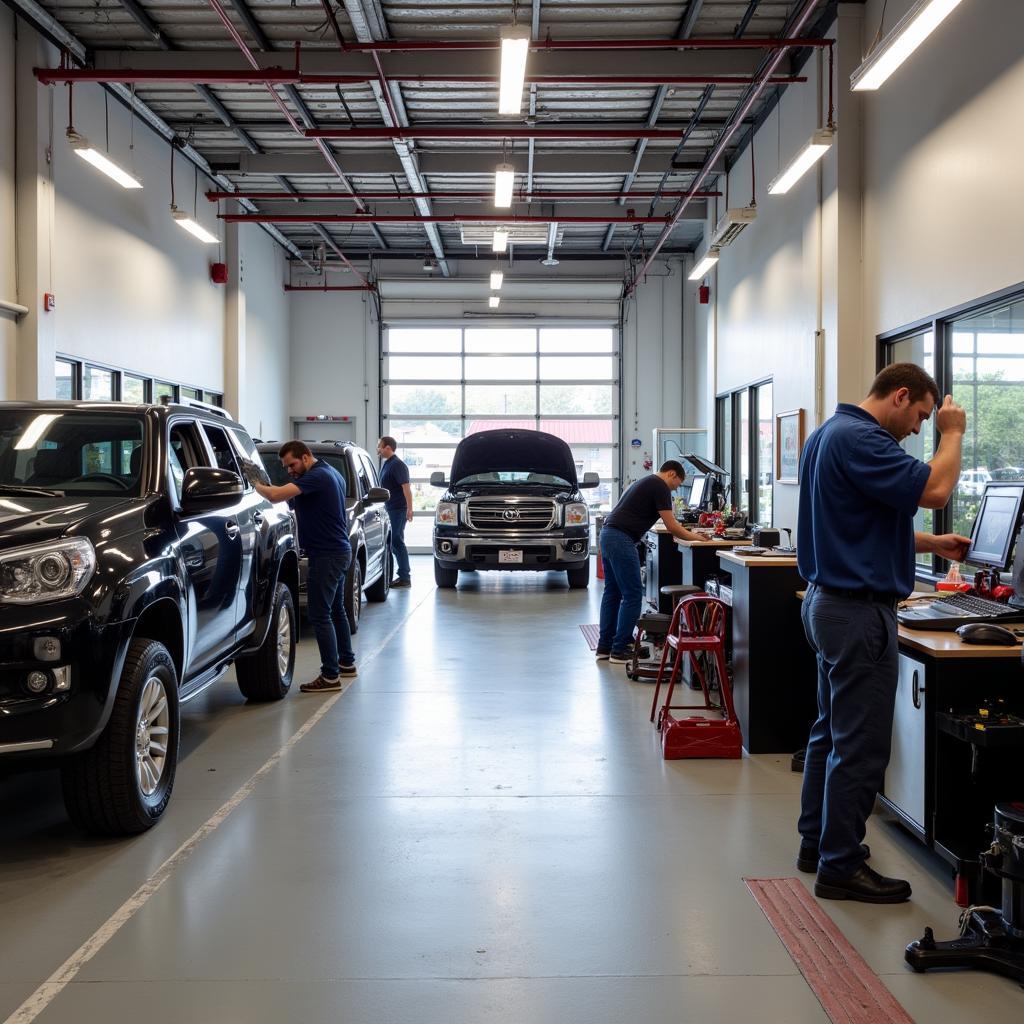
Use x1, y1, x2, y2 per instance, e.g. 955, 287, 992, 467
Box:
688, 475, 708, 509
964, 482, 1024, 571
683, 453, 728, 478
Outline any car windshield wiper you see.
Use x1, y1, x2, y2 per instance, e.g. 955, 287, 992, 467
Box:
0, 484, 65, 497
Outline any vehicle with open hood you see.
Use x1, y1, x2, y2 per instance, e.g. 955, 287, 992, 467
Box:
430, 428, 598, 589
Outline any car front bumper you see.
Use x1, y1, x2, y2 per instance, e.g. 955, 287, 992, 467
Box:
433, 528, 590, 570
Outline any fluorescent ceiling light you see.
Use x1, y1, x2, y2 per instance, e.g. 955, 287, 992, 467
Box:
498, 26, 531, 115
489, 295, 501, 308
767, 128, 834, 195
688, 250, 720, 281
15, 414, 62, 450
494, 163, 515, 208
851, 0, 965, 91
68, 131, 142, 190
171, 206, 218, 244
490, 271, 504, 289
492, 229, 509, 253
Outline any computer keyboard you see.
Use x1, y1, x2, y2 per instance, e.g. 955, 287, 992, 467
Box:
897, 589, 1024, 631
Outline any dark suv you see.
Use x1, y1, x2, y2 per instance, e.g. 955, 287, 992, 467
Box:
257, 441, 392, 632
431, 429, 598, 589
0, 400, 298, 835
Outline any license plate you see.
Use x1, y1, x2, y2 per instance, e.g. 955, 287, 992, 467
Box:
498, 549, 523, 564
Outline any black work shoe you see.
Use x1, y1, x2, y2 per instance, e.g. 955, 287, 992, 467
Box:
595, 649, 610, 660
338, 663, 358, 677
797, 842, 871, 874
608, 650, 630, 664
814, 864, 911, 903
390, 578, 412, 588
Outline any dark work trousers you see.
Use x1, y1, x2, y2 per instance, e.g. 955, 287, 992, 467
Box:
597, 525, 644, 653
798, 584, 900, 877
387, 508, 411, 581
306, 549, 355, 677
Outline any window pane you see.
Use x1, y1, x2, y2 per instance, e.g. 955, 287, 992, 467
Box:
465, 418, 538, 436
464, 385, 536, 415
387, 385, 461, 415
737, 390, 750, 514
717, 396, 732, 481
155, 382, 176, 402
756, 382, 772, 525
569, 445, 616, 512
888, 331, 936, 565
402, 446, 455, 479
539, 419, 615, 444
465, 355, 536, 380
83, 366, 113, 400
540, 328, 614, 353
180, 387, 201, 401
388, 328, 461, 353
55, 359, 76, 400
386, 419, 462, 445
465, 328, 536, 353
122, 375, 147, 403
388, 355, 462, 380
539, 356, 615, 380
540, 385, 613, 415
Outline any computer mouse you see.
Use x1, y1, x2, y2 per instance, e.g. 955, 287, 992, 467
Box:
955, 622, 1020, 645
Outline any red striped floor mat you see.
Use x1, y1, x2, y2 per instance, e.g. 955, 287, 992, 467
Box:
744, 877, 915, 1024
579, 624, 601, 650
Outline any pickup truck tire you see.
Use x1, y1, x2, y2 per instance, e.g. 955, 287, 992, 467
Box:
345, 556, 362, 633
566, 560, 591, 589
434, 558, 459, 588
236, 584, 296, 702
365, 550, 391, 602
61, 639, 180, 835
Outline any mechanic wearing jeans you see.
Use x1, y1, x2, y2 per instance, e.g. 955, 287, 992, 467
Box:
598, 460, 707, 664
249, 440, 356, 692
377, 435, 413, 587
797, 363, 968, 902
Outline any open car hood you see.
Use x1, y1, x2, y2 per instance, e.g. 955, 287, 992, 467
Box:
450, 429, 578, 487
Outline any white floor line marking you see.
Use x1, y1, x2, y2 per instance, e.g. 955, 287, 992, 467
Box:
4, 589, 434, 1024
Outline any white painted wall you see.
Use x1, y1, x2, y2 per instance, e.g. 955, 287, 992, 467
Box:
0, 11, 18, 394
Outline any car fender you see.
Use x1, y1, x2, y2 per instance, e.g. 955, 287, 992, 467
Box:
241, 538, 299, 654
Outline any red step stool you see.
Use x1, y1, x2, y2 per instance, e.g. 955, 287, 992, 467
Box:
649, 595, 742, 759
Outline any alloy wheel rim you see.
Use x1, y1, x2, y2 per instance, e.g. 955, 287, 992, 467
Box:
276, 602, 292, 677
135, 675, 170, 797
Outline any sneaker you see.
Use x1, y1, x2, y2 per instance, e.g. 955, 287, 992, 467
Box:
390, 578, 412, 588
609, 650, 631, 664
300, 675, 342, 693
339, 663, 358, 677
595, 649, 610, 660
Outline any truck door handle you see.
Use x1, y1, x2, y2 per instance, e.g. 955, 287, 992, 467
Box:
225, 521, 240, 539
252, 510, 264, 525
912, 670, 924, 709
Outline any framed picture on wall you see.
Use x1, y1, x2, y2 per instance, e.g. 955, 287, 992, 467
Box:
776, 409, 805, 484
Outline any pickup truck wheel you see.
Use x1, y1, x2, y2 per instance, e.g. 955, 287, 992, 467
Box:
365, 550, 391, 602
345, 557, 362, 633
566, 560, 591, 589
60, 639, 180, 835
434, 558, 459, 588
236, 584, 296, 702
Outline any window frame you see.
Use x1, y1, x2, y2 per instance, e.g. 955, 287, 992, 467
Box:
54, 354, 218, 408
877, 279, 1024, 581
715, 377, 773, 522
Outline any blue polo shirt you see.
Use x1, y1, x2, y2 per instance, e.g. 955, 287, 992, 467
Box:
797, 404, 931, 597
379, 455, 410, 512
292, 460, 351, 556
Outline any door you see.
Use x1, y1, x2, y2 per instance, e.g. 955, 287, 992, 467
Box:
170, 420, 244, 672
358, 453, 386, 582
884, 653, 927, 833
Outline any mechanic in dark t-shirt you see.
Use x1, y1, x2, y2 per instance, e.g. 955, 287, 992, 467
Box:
250, 440, 356, 693
598, 461, 708, 663
377, 436, 413, 587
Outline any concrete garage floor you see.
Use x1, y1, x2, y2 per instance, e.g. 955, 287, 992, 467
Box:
1, 555, 1021, 1023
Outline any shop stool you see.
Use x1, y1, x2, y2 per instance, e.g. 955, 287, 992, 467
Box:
624, 611, 673, 681
649, 595, 742, 759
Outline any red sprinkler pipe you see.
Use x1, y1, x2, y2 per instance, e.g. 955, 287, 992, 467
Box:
206, 189, 722, 202
221, 213, 674, 224
304, 126, 701, 141
627, 0, 827, 296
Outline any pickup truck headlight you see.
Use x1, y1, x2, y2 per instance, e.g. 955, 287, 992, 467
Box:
435, 501, 458, 526
0, 538, 97, 605
565, 502, 589, 527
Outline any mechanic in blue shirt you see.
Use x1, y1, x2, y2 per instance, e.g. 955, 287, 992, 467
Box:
377, 436, 413, 588
251, 440, 356, 693
797, 363, 968, 904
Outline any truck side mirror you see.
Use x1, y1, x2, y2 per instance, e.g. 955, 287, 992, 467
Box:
430, 471, 448, 487
580, 472, 600, 489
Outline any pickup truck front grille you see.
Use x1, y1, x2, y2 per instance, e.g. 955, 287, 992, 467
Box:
466, 498, 556, 531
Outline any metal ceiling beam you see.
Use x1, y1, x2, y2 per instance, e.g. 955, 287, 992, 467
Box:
221, 212, 687, 225
303, 125, 723, 141
89, 49, 777, 80
275, 36, 831, 52
526, 0, 542, 202
239, 201, 707, 221
206, 189, 721, 202
228, 151, 727, 176
175, 118, 740, 135
338, 0, 450, 276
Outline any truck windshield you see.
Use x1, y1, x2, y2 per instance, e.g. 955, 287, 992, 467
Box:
457, 471, 572, 487
0, 411, 146, 496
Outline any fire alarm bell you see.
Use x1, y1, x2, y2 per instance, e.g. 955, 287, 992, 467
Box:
43, 293, 56, 312
210, 262, 229, 285
698, 284, 710, 304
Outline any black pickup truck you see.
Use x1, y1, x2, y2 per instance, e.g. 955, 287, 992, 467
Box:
431, 428, 598, 589
0, 400, 298, 835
